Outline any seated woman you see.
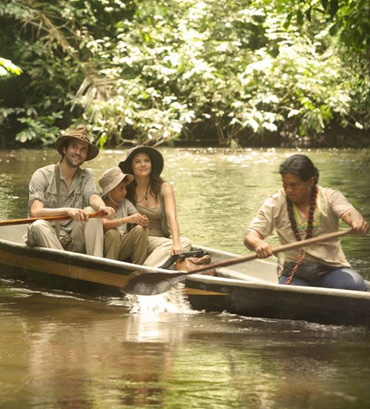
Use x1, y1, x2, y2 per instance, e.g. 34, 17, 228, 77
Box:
119, 146, 192, 267
244, 154, 369, 291
98, 167, 148, 265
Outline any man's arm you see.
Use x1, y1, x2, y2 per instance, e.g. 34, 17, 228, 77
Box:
30, 199, 94, 222
88, 194, 115, 219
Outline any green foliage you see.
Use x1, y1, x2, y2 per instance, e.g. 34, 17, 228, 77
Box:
0, 0, 132, 145
0, 0, 369, 148
16, 111, 64, 145
78, 0, 366, 146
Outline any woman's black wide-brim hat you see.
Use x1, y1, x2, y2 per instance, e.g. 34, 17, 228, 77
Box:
119, 145, 164, 175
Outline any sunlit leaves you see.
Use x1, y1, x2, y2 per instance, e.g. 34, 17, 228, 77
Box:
0, 57, 22, 77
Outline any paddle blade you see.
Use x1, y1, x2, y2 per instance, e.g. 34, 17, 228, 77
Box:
123, 271, 186, 296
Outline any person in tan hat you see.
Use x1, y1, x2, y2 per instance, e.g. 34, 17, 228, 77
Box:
119, 145, 191, 267
26, 126, 115, 256
99, 167, 149, 264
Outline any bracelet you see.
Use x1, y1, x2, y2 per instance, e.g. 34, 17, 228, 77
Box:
120, 217, 124, 225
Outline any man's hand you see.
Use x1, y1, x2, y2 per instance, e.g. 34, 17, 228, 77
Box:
98, 206, 115, 219
66, 208, 90, 222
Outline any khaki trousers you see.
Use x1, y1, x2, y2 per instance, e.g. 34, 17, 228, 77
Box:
143, 236, 192, 267
104, 225, 148, 265
26, 215, 104, 257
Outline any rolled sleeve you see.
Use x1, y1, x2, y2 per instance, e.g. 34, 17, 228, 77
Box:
248, 192, 281, 239
28, 168, 49, 208
326, 188, 355, 218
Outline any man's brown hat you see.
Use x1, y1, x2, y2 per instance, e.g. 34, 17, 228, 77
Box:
55, 127, 99, 161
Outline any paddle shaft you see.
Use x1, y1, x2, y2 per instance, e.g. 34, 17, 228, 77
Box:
122, 228, 353, 296
175, 228, 353, 276
0, 211, 105, 226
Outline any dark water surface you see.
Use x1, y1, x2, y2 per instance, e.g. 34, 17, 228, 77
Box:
1, 148, 370, 409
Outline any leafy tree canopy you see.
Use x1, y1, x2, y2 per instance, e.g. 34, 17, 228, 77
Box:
0, 0, 369, 148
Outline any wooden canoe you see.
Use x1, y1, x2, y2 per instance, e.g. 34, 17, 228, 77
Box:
1, 225, 370, 327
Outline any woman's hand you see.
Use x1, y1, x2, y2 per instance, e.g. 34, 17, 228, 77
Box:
253, 241, 273, 259
351, 219, 369, 236
171, 243, 185, 255
343, 209, 369, 236
244, 230, 272, 258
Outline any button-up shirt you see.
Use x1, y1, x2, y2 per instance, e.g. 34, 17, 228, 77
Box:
247, 186, 354, 268
28, 163, 98, 233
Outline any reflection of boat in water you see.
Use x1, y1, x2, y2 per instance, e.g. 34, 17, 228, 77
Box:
1, 225, 370, 327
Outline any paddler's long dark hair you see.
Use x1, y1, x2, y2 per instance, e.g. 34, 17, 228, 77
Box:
279, 154, 319, 184
279, 154, 319, 240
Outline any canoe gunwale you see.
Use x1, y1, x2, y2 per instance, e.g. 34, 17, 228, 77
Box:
1, 234, 370, 326
185, 273, 370, 300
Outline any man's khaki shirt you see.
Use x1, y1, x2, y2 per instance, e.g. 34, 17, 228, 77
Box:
28, 163, 98, 233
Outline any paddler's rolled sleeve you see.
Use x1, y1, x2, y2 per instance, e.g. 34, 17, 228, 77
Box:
247, 193, 280, 239
328, 188, 355, 218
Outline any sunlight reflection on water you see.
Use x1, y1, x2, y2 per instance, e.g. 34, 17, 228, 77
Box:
1, 148, 370, 409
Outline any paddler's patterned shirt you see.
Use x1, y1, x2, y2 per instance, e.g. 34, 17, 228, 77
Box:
28, 163, 98, 233
247, 186, 354, 268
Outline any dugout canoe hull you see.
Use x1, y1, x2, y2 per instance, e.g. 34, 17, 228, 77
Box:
1, 225, 370, 327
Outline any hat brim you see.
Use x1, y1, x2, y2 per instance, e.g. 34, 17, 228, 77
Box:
119, 146, 164, 175
56, 135, 99, 161
101, 173, 134, 197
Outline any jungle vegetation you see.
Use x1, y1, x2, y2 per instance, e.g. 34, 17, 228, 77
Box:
0, 0, 369, 148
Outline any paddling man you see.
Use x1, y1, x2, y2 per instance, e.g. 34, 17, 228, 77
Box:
244, 154, 369, 291
26, 127, 115, 256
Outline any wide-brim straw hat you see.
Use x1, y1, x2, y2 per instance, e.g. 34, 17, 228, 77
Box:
118, 145, 164, 175
99, 167, 134, 197
55, 127, 99, 161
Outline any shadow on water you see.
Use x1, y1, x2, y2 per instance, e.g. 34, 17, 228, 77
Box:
1, 147, 370, 408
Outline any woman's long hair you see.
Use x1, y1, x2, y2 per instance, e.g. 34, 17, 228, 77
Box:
126, 162, 164, 205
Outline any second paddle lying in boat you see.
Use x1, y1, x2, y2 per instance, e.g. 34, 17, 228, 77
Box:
123, 229, 353, 296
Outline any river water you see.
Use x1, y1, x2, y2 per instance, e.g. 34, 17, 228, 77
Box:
1, 147, 370, 409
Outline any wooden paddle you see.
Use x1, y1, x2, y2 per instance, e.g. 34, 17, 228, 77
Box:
122, 228, 353, 296
0, 211, 105, 226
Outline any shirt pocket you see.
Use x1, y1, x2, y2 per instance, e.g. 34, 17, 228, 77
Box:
44, 183, 59, 208
70, 191, 84, 209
